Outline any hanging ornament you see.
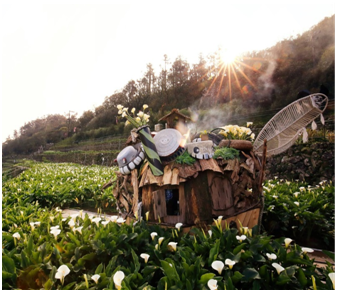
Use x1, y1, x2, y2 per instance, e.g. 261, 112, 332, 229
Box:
320, 114, 325, 125
302, 128, 308, 143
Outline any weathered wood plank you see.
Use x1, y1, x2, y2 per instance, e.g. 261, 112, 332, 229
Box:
163, 165, 173, 185
199, 159, 223, 173
131, 169, 139, 215
139, 163, 149, 187
142, 185, 155, 221
183, 172, 212, 225
171, 168, 180, 185
208, 172, 235, 217
153, 189, 167, 219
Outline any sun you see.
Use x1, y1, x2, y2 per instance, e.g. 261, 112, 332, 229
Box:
219, 47, 238, 65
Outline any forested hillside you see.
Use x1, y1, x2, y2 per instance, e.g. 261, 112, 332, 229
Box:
2, 15, 335, 156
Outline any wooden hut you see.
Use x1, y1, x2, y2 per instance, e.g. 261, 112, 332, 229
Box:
158, 108, 191, 130
112, 141, 266, 231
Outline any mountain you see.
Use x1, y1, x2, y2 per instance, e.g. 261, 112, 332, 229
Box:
2, 15, 335, 157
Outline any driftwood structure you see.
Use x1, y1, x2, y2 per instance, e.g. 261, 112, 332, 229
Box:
111, 141, 266, 231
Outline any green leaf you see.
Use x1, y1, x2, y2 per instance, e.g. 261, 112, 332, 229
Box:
322, 249, 335, 261
297, 267, 307, 288
198, 273, 215, 284
67, 232, 81, 247
185, 278, 193, 289
2, 271, 15, 280
26, 236, 34, 255
242, 268, 261, 281
43, 279, 53, 290
208, 239, 220, 266
160, 260, 180, 282
233, 243, 246, 255
231, 271, 244, 283
276, 271, 291, 285
21, 251, 30, 268
131, 249, 140, 273
95, 263, 103, 274
63, 281, 76, 290
2, 255, 16, 274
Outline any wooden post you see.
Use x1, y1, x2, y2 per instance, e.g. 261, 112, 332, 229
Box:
257, 139, 267, 233
131, 169, 139, 216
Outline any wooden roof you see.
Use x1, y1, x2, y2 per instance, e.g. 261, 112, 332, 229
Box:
158, 108, 191, 122
139, 158, 228, 187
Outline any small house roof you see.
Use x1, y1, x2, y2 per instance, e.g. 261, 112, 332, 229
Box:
158, 108, 191, 122
139, 158, 224, 188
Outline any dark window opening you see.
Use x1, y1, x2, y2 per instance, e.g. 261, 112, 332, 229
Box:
165, 189, 180, 215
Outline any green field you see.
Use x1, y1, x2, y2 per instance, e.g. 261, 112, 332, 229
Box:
2, 162, 335, 290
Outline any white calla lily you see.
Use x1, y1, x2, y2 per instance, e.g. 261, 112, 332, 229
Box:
301, 247, 314, 254
113, 271, 125, 290
211, 260, 224, 274
13, 232, 21, 239
208, 279, 218, 290
150, 232, 158, 240
116, 217, 126, 224
140, 253, 150, 263
266, 253, 277, 260
236, 235, 246, 242
329, 272, 335, 289
272, 263, 285, 274
55, 264, 70, 284
92, 217, 101, 226
91, 274, 100, 284
208, 230, 212, 238
74, 226, 83, 234
68, 219, 76, 229
225, 259, 236, 270
158, 237, 164, 245
168, 242, 177, 252
175, 223, 183, 231
50, 228, 61, 239
284, 238, 293, 248
110, 215, 118, 222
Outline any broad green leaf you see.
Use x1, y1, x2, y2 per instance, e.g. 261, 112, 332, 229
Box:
233, 243, 247, 254
198, 273, 215, 284
67, 232, 81, 247
2, 271, 15, 280
208, 239, 220, 266
2, 255, 16, 274
242, 268, 261, 281
160, 260, 180, 282
20, 251, 30, 268
231, 271, 244, 283
95, 263, 103, 274
297, 267, 307, 288
43, 279, 53, 290
131, 249, 140, 273
276, 271, 291, 285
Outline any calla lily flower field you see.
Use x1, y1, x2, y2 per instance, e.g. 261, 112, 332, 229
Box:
2, 162, 335, 290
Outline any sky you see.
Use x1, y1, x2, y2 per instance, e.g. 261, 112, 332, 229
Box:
1, 0, 335, 142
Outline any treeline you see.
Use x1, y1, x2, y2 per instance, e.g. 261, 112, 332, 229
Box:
2, 15, 335, 156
